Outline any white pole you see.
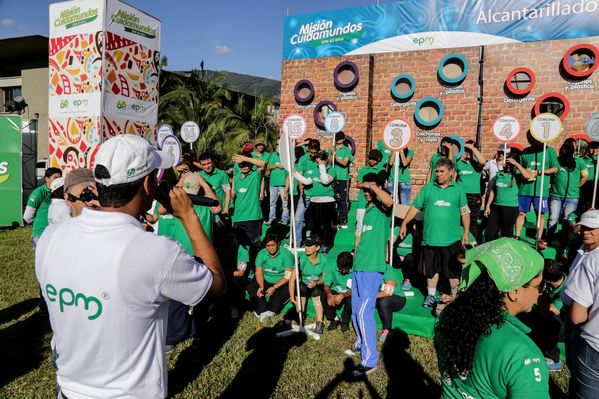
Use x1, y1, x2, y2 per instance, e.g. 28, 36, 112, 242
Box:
535, 142, 548, 249
389, 152, 400, 267
283, 132, 303, 327
593, 154, 599, 209
503, 142, 507, 168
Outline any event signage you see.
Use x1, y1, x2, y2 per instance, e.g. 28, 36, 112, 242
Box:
587, 112, 599, 141
283, 114, 308, 139
0, 115, 23, 227
382, 118, 412, 151
492, 115, 521, 142
180, 121, 200, 143
283, 0, 599, 60
530, 113, 563, 143
156, 124, 173, 148
161, 134, 182, 167
324, 112, 346, 134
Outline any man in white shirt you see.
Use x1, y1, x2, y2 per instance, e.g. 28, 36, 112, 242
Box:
564, 209, 599, 398
36, 134, 225, 399
48, 177, 71, 225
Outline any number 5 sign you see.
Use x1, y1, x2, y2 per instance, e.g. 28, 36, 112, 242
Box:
283, 114, 307, 140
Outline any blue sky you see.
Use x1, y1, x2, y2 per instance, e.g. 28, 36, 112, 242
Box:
0, 0, 379, 80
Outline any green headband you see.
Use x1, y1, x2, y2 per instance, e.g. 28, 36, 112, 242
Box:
459, 238, 544, 292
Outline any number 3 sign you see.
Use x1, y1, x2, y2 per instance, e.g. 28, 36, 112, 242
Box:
283, 114, 307, 140
382, 118, 412, 151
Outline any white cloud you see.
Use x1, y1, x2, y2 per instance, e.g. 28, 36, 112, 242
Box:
1, 18, 15, 27
213, 41, 231, 54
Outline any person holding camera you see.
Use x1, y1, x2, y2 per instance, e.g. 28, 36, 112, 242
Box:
294, 149, 336, 253
35, 134, 225, 399
293, 139, 320, 245
322, 251, 353, 332
63, 168, 100, 217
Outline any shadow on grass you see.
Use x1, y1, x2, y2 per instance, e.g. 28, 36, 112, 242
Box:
383, 328, 440, 398
549, 379, 567, 399
219, 322, 307, 399
314, 358, 383, 399
168, 306, 240, 397
0, 312, 51, 389
0, 298, 38, 325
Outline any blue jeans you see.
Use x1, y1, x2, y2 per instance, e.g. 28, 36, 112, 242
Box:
268, 186, 289, 223
386, 182, 412, 205
573, 338, 599, 398
548, 197, 578, 231
294, 195, 310, 245
351, 271, 384, 368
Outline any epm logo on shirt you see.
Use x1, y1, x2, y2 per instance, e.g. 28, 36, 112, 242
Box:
434, 200, 451, 207
45, 284, 103, 320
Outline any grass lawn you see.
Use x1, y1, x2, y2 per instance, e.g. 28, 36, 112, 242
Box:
0, 226, 571, 398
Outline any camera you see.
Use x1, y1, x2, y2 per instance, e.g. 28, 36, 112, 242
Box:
80, 187, 97, 202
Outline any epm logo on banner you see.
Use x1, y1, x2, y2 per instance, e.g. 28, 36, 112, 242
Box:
0, 161, 10, 184
413, 35, 435, 46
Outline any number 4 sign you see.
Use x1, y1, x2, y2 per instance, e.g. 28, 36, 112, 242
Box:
283, 114, 307, 140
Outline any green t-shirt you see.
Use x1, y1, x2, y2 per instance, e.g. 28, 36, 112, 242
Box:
255, 247, 294, 284
324, 263, 353, 294
299, 252, 327, 284
253, 151, 270, 167
354, 202, 391, 272
550, 156, 587, 198
583, 154, 597, 182
199, 168, 229, 207
157, 205, 214, 255
456, 159, 483, 195
376, 139, 393, 166
493, 171, 521, 207
430, 153, 457, 170
27, 185, 52, 238
304, 163, 336, 197
297, 154, 319, 197
393, 226, 413, 258
389, 149, 414, 184
440, 313, 549, 399
329, 145, 354, 181
413, 181, 467, 247
357, 164, 385, 209
544, 274, 566, 312
268, 152, 288, 187
383, 264, 404, 296
519, 146, 558, 197
232, 170, 262, 222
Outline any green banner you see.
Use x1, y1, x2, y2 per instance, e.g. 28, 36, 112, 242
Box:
0, 115, 23, 227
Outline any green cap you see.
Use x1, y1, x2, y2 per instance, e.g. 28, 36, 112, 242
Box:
459, 238, 544, 292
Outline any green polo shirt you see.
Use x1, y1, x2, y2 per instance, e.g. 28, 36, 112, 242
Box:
357, 164, 385, 209
305, 164, 336, 197
299, 252, 327, 284
376, 139, 393, 166
324, 263, 353, 294
519, 146, 558, 197
255, 247, 294, 284
27, 184, 53, 238
413, 180, 467, 247
550, 156, 587, 198
383, 264, 404, 296
157, 205, 214, 255
545, 274, 566, 312
456, 158, 483, 195
354, 202, 391, 272
389, 149, 414, 184
297, 154, 319, 197
199, 168, 229, 206
329, 145, 354, 181
583, 154, 597, 182
268, 152, 288, 187
393, 226, 413, 258
232, 170, 262, 223
440, 313, 549, 399
493, 171, 521, 207
253, 150, 270, 165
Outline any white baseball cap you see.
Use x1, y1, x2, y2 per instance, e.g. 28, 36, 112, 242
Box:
578, 209, 599, 229
93, 134, 174, 186
50, 177, 64, 192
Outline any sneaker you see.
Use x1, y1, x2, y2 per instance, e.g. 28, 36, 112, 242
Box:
264, 219, 274, 226
351, 364, 377, 377
339, 223, 348, 229
165, 344, 174, 353
321, 245, 330, 255
401, 279, 412, 291
546, 358, 563, 372
537, 239, 547, 250
422, 295, 437, 308
328, 320, 340, 331
344, 347, 360, 356
340, 323, 350, 332
281, 220, 289, 225
314, 321, 324, 335
379, 329, 389, 343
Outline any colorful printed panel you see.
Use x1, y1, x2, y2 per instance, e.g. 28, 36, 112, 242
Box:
49, 117, 102, 171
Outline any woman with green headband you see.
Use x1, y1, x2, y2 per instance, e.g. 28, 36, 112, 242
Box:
434, 238, 550, 399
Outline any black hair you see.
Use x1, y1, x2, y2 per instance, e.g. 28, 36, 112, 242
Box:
337, 251, 353, 269
560, 139, 576, 159
51, 186, 64, 199
264, 233, 280, 245
177, 159, 195, 171
95, 165, 150, 207
435, 157, 454, 171
363, 172, 385, 188
434, 270, 506, 379
335, 132, 346, 141
368, 149, 382, 162
45, 167, 62, 178
199, 152, 215, 162
589, 141, 599, 150
307, 139, 321, 151
294, 146, 306, 163
543, 259, 564, 283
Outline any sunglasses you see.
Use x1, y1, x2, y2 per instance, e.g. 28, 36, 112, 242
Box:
177, 168, 190, 173
526, 279, 546, 294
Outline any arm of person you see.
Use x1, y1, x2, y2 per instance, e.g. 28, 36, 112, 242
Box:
465, 143, 487, 166
364, 181, 393, 208
377, 280, 395, 299
265, 271, 291, 297
335, 154, 349, 167
323, 285, 335, 306
461, 212, 471, 244
293, 171, 313, 185
259, 176, 265, 201
508, 158, 531, 180
543, 167, 558, 175
197, 173, 222, 215
232, 154, 266, 169
399, 149, 412, 167
580, 167, 589, 187
400, 206, 421, 239
288, 269, 297, 305
145, 212, 159, 224
268, 162, 283, 170
223, 183, 231, 215
23, 190, 42, 224
571, 301, 590, 325
23, 206, 37, 224
254, 266, 265, 297
484, 189, 495, 217
317, 161, 334, 185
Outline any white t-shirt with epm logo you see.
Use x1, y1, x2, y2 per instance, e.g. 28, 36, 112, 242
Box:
36, 208, 213, 399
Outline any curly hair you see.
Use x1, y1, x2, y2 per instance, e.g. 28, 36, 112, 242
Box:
434, 270, 505, 379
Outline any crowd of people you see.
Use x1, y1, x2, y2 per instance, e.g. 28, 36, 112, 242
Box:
26, 131, 599, 397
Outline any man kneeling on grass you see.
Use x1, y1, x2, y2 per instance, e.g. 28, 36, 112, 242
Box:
322, 251, 353, 332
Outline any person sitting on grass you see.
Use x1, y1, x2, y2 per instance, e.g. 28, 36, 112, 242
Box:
435, 238, 549, 398
289, 234, 327, 335
376, 263, 407, 343
247, 234, 294, 323
322, 251, 353, 332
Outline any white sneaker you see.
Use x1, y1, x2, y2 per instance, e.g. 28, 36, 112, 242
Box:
344, 347, 360, 356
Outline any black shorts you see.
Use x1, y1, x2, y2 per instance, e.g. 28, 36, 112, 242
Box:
418, 241, 462, 279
